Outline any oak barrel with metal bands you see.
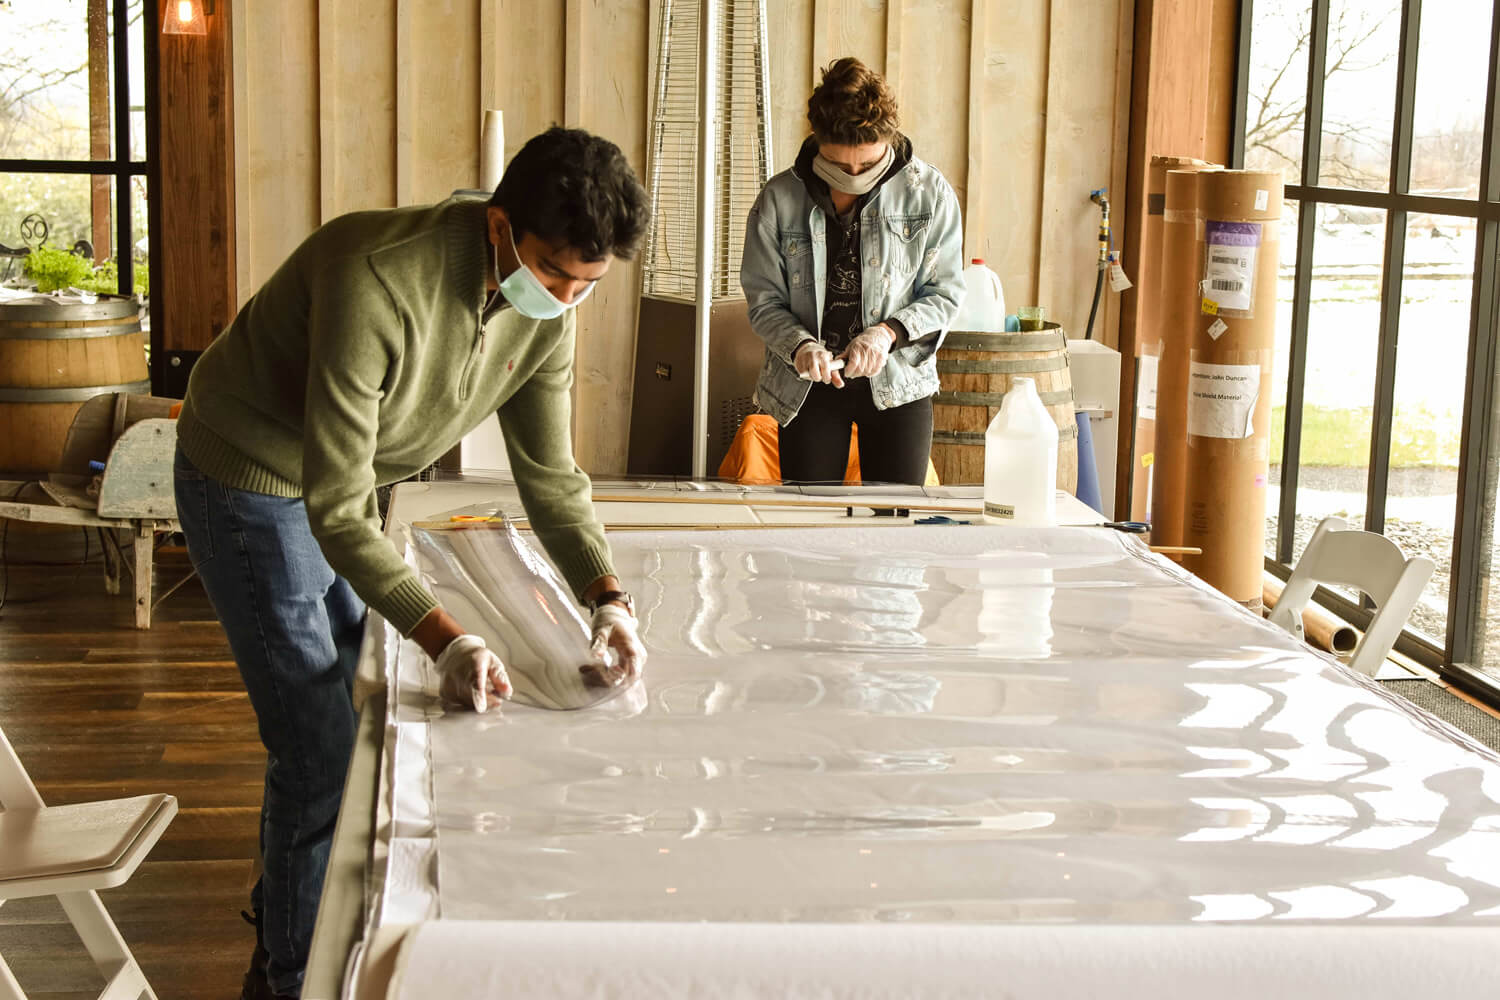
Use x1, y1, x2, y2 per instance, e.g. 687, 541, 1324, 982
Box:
931, 324, 1078, 489
0, 295, 149, 474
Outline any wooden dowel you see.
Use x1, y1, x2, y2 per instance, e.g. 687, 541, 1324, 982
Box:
589, 492, 979, 513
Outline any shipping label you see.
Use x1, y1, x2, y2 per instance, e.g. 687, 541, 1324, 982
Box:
1137, 354, 1159, 421
1203, 221, 1262, 315
1187, 361, 1260, 439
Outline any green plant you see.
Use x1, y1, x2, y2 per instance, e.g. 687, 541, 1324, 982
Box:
22, 245, 92, 293
20, 247, 149, 297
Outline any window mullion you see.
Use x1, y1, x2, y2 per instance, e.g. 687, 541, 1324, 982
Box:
112, 0, 133, 296
1366, 209, 1405, 539
1231, 0, 1254, 170
1448, 2, 1500, 666
1366, 0, 1423, 542
1302, 0, 1331, 187
1278, 204, 1317, 566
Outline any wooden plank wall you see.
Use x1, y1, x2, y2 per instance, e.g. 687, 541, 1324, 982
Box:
157, 0, 237, 359
230, 0, 1133, 474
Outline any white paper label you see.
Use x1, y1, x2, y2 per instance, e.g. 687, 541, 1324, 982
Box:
1203, 221, 1262, 313
1136, 354, 1159, 421
1254, 189, 1269, 211
1108, 260, 1133, 292
1207, 318, 1228, 341
1188, 361, 1260, 439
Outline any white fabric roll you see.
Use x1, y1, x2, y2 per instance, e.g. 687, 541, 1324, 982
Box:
480, 109, 505, 192
384, 920, 1497, 1000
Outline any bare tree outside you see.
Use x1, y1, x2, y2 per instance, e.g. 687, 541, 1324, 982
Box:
1244, 0, 1400, 188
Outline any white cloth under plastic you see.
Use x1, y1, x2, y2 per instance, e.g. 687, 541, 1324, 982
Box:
370, 525, 1500, 996
386, 922, 1498, 1000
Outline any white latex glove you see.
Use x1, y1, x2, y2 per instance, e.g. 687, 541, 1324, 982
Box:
839, 324, 895, 378
794, 339, 846, 387
434, 634, 513, 713
589, 604, 647, 684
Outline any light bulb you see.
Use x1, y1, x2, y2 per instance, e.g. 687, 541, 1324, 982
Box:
162, 0, 208, 35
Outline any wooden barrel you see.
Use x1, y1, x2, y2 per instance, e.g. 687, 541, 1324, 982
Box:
0, 295, 149, 475
932, 323, 1079, 490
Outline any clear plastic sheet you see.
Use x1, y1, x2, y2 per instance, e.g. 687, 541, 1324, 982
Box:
415, 526, 1500, 926
410, 520, 634, 709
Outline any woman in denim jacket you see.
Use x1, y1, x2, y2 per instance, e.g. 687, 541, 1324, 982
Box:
740, 57, 965, 484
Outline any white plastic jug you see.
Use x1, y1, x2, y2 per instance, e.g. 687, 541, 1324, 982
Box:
950, 258, 1006, 332
983, 377, 1058, 525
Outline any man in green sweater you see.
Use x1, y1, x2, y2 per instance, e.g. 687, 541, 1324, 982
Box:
172, 127, 649, 999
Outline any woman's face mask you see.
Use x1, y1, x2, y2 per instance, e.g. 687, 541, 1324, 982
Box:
813, 141, 894, 197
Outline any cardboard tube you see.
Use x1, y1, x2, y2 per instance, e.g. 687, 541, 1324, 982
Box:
1263, 573, 1360, 656
1181, 171, 1283, 606
480, 109, 505, 192
1149, 169, 1219, 556
1129, 156, 1216, 523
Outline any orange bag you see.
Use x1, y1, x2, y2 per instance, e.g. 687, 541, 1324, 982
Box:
717, 414, 939, 486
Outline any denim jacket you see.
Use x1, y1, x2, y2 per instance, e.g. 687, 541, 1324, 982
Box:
740, 148, 965, 425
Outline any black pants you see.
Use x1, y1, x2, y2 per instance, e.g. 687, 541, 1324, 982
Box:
779, 380, 933, 485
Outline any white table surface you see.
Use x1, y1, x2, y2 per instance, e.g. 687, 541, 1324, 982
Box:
302, 478, 1116, 999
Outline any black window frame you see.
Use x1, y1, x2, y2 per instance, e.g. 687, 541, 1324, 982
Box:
1234, 0, 1500, 704
0, 0, 158, 303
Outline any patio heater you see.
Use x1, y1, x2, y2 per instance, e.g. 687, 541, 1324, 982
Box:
627, 0, 774, 478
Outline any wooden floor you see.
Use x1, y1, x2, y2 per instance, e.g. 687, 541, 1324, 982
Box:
0, 542, 259, 999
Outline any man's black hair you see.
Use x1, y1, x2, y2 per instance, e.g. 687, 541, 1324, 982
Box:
490, 127, 649, 262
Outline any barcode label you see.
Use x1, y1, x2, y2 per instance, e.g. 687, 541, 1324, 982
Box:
1204, 222, 1262, 313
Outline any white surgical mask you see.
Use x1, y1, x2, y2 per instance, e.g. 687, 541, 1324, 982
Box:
812, 144, 895, 197
494, 228, 594, 320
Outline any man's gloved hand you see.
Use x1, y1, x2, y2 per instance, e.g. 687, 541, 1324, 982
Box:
839, 324, 896, 378
589, 604, 647, 685
794, 339, 845, 388
434, 634, 513, 712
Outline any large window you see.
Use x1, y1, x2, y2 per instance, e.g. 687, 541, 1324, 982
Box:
1238, 0, 1500, 695
0, 0, 152, 297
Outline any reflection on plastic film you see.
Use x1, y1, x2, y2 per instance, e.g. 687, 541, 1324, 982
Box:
409, 526, 1500, 927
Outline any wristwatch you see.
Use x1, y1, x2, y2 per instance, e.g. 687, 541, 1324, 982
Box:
588, 590, 635, 616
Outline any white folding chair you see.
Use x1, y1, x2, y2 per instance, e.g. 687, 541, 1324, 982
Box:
1267, 516, 1436, 678
0, 724, 176, 1000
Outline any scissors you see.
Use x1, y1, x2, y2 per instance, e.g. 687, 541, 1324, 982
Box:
1095, 520, 1149, 534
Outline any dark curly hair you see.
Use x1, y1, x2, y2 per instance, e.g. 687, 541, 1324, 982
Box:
807, 57, 901, 146
489, 127, 649, 262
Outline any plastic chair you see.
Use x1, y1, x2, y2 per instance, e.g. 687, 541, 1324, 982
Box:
1267, 517, 1435, 678
0, 724, 176, 1000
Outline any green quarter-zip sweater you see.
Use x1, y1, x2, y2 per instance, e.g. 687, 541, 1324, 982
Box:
176, 197, 614, 636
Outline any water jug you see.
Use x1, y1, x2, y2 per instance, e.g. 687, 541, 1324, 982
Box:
950, 258, 1006, 332
983, 377, 1058, 525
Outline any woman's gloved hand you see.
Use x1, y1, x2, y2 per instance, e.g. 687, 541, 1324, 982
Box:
588, 604, 647, 686
794, 339, 846, 388
839, 324, 896, 378
434, 634, 513, 712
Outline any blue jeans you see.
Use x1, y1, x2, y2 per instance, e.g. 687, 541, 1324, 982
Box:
173, 447, 364, 996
